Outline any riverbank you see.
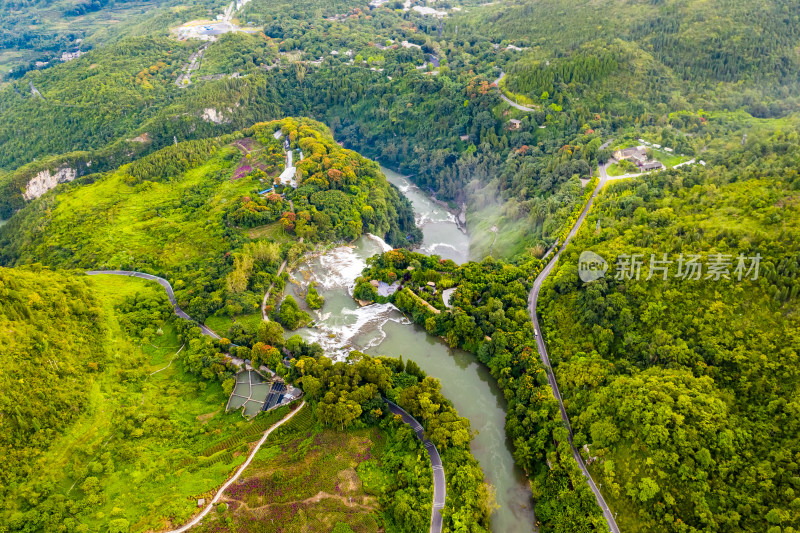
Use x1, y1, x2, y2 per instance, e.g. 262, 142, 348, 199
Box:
282, 181, 535, 531
429, 191, 467, 233
381, 166, 469, 265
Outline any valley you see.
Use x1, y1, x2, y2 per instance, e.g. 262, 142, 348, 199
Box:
1, 0, 799, 532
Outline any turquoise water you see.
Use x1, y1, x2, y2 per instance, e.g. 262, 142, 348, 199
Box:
286, 166, 537, 532
367, 320, 536, 532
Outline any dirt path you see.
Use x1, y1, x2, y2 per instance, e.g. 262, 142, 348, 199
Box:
164, 401, 306, 533
403, 288, 441, 314
260, 229, 302, 320
261, 259, 288, 320
225, 490, 377, 513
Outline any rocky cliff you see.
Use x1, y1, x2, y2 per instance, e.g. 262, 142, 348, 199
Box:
23, 166, 78, 200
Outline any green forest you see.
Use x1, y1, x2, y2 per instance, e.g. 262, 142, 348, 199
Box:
5, 0, 797, 262
0, 265, 490, 532
537, 129, 800, 532
0, 117, 419, 326
355, 248, 609, 532
2, 0, 800, 531
0, 267, 254, 532
355, 120, 800, 532
286, 352, 495, 531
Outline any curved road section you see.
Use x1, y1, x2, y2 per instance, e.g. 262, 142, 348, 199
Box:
385, 399, 446, 533
527, 165, 621, 533
91, 270, 447, 531
492, 71, 538, 112
85, 270, 220, 339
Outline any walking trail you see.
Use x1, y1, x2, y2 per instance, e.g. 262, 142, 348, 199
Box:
165, 401, 306, 533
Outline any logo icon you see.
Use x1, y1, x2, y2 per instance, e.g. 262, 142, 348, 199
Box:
578, 251, 608, 282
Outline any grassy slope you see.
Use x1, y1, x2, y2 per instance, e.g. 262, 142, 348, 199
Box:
0, 270, 280, 531
11, 146, 250, 270
69, 275, 246, 531
197, 406, 383, 533
197, 403, 436, 533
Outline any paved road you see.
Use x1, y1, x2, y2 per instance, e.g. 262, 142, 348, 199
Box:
492, 71, 537, 112
673, 158, 697, 168
386, 400, 446, 533
176, 44, 209, 88
605, 158, 698, 182
29, 81, 44, 100
165, 401, 306, 532
527, 161, 622, 533
86, 270, 220, 338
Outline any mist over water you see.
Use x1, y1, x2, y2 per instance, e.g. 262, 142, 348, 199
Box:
286, 166, 536, 532
381, 166, 470, 265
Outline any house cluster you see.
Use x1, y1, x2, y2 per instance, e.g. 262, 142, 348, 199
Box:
60, 50, 85, 62
613, 145, 664, 172
639, 138, 674, 152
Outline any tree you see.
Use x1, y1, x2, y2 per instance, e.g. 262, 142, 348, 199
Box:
276, 295, 310, 330
107, 519, 130, 533
258, 321, 285, 347
306, 283, 325, 309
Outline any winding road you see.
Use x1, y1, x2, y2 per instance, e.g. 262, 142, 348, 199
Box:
492, 71, 538, 112
165, 401, 306, 532
385, 400, 446, 533
527, 162, 622, 533
85, 270, 220, 338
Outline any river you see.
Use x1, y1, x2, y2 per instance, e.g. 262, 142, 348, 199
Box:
381, 167, 469, 265
286, 166, 536, 532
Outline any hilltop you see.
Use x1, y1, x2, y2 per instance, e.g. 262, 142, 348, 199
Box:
0, 117, 420, 327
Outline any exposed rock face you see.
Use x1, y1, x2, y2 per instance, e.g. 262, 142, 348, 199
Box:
202, 108, 226, 124
24, 167, 77, 200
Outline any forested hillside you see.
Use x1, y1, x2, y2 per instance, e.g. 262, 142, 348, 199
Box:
286, 352, 495, 531
537, 127, 800, 532
0, 0, 607, 261
6, 0, 796, 261
1, 266, 109, 481
1, 266, 488, 533
352, 121, 800, 532
0, 267, 251, 532
354, 249, 610, 532
0, 0, 217, 78
3, 0, 800, 531
0, 118, 419, 324
458, 0, 800, 115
